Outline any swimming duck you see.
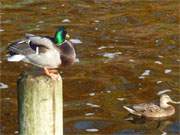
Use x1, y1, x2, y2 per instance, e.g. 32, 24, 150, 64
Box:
123, 94, 180, 119
7, 27, 76, 79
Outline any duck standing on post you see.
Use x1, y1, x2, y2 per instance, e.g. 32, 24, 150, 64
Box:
7, 27, 76, 80
123, 94, 180, 119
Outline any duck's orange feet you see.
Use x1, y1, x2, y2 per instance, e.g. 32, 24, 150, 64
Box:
44, 67, 60, 80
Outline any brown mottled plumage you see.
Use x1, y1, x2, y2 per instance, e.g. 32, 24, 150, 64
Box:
123, 94, 180, 119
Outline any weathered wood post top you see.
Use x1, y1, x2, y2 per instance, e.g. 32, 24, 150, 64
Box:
17, 68, 63, 135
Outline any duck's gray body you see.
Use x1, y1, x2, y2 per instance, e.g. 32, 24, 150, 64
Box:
8, 34, 76, 68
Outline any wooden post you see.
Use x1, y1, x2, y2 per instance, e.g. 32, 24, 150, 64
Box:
17, 69, 63, 135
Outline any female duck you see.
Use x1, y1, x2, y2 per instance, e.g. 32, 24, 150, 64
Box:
7, 27, 76, 79
123, 94, 180, 119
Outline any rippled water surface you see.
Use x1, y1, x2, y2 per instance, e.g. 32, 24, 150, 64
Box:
1, 0, 180, 134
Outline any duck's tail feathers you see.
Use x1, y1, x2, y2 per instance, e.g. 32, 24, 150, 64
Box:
7, 54, 25, 62
123, 106, 142, 116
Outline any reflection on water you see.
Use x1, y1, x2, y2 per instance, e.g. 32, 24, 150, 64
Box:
1, 0, 180, 134
166, 121, 180, 134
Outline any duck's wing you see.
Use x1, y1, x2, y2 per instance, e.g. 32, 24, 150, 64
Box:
8, 39, 36, 56
133, 103, 160, 112
25, 34, 55, 49
8, 34, 55, 56
123, 106, 142, 116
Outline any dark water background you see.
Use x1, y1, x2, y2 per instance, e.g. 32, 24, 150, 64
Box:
0, 0, 180, 134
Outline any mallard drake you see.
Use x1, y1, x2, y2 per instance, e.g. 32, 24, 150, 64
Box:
123, 94, 180, 119
7, 27, 76, 79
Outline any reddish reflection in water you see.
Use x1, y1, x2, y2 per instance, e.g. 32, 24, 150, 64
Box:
1, 0, 180, 134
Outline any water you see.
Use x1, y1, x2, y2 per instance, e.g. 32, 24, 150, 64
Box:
1, 0, 180, 134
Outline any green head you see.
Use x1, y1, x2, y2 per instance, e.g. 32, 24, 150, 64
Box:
55, 27, 67, 46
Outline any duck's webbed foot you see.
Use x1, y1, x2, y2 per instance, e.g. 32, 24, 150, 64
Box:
44, 67, 60, 80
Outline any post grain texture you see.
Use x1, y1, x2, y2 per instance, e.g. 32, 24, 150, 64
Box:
17, 69, 63, 135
